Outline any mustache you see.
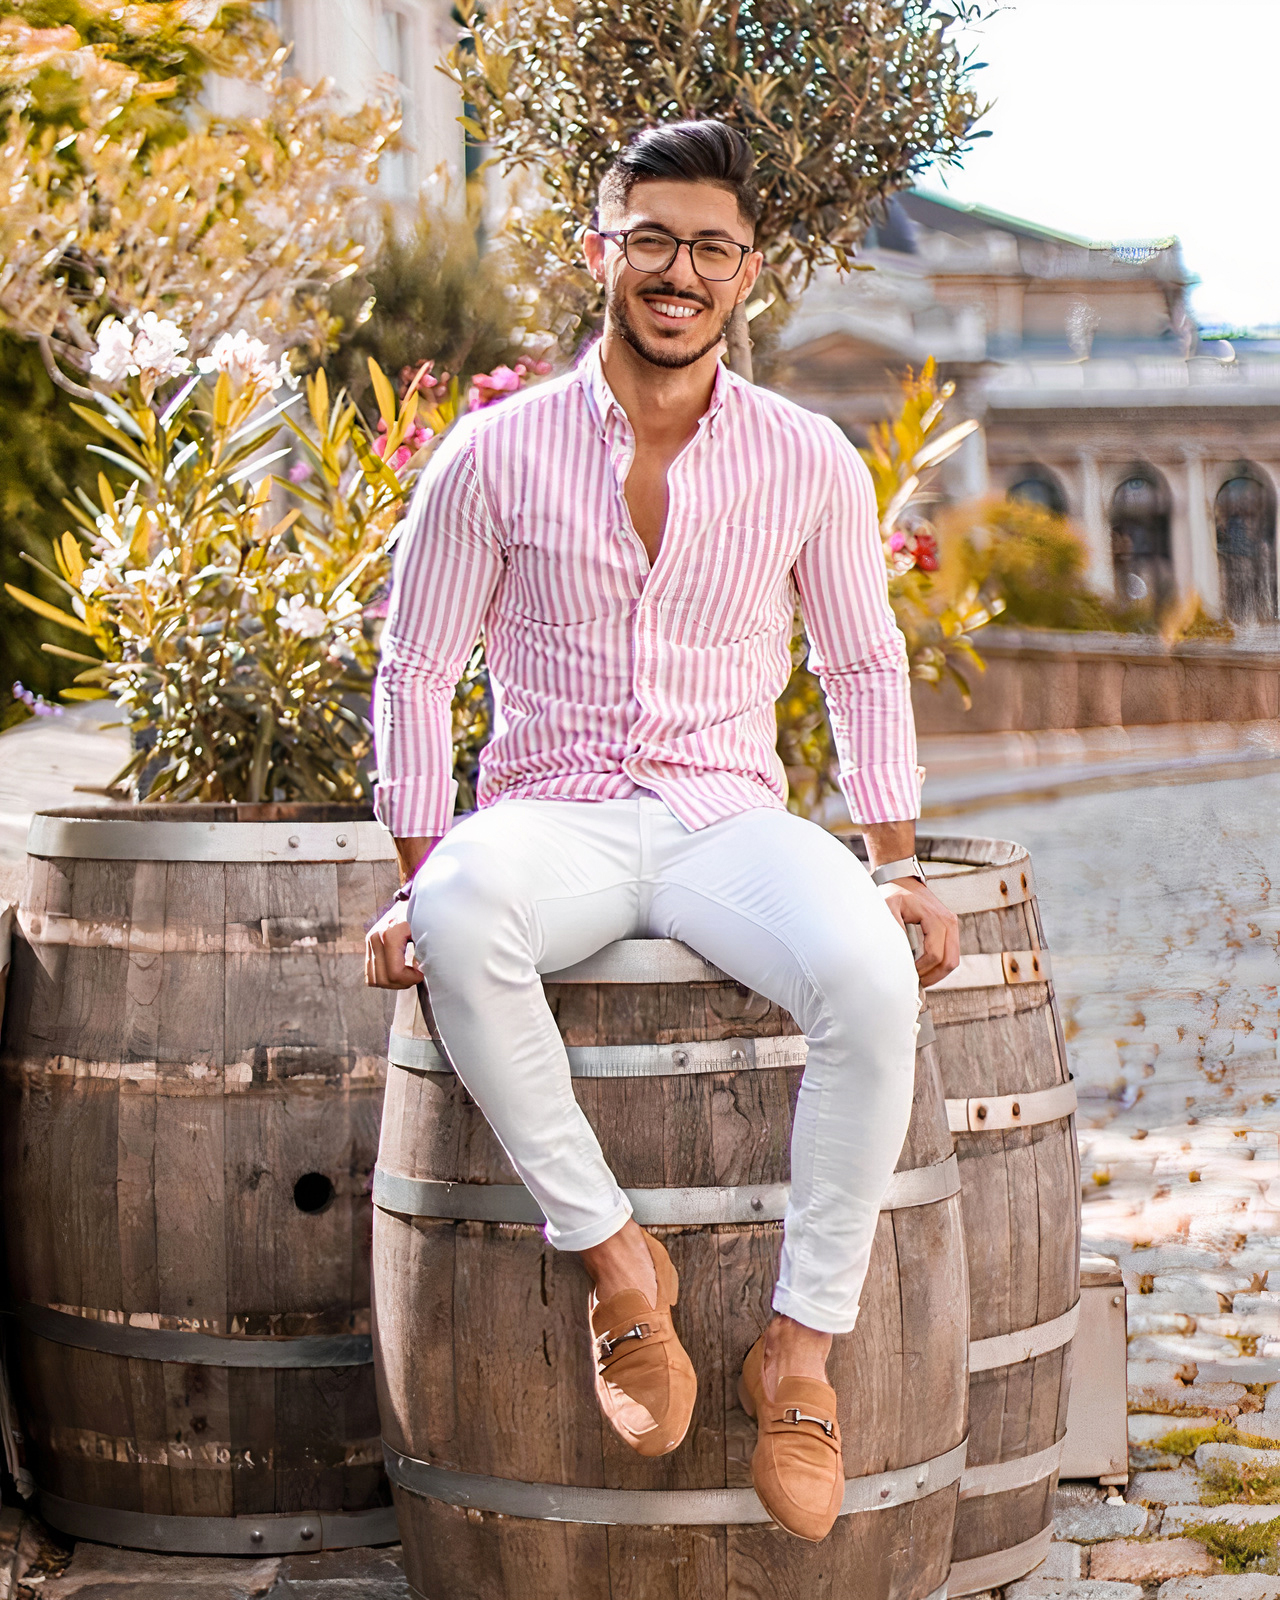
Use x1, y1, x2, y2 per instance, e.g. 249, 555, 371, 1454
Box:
637, 283, 713, 310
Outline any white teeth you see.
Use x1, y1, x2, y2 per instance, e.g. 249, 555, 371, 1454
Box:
649, 301, 699, 319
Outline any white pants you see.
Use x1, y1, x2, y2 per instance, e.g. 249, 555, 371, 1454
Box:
408, 796, 921, 1333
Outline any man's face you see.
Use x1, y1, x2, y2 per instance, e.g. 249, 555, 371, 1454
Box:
585, 180, 762, 370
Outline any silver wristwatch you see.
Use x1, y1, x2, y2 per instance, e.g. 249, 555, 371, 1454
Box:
870, 855, 926, 887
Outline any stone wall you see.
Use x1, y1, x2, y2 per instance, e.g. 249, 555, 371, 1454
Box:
913, 627, 1280, 735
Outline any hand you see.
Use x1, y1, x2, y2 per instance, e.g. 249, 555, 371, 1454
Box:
881, 877, 959, 989
365, 900, 424, 990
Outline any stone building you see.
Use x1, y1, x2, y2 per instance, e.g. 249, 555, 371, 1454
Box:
259, 0, 467, 200
776, 192, 1280, 625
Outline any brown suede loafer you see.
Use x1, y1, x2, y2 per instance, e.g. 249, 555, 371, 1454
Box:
589, 1230, 697, 1457
738, 1335, 845, 1541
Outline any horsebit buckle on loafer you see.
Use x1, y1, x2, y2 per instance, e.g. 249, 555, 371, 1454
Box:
597, 1322, 651, 1359
783, 1407, 836, 1437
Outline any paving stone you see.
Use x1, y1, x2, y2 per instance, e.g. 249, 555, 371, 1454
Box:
268, 1546, 409, 1598
1033, 1544, 1086, 1580
1005, 1582, 1143, 1600
1089, 1538, 1218, 1582
1126, 1466, 1205, 1504
1054, 1502, 1153, 1542
1157, 1580, 1280, 1600
1161, 1504, 1280, 1535
43, 1547, 281, 1597
1196, 1443, 1280, 1469
1058, 1482, 1110, 1507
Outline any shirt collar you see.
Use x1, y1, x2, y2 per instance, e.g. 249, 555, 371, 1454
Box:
579, 337, 732, 438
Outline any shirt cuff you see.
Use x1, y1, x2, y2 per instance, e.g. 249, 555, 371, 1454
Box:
372, 776, 459, 839
839, 763, 922, 826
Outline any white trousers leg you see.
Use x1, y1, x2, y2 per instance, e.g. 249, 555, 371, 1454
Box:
408, 796, 921, 1332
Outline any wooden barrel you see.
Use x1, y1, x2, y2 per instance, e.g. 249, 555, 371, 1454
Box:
374, 939, 969, 1600
0, 804, 400, 1555
840, 833, 1080, 1596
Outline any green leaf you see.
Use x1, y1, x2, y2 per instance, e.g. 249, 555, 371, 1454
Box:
368, 360, 397, 426
69, 405, 148, 462
4, 584, 94, 636
87, 446, 152, 485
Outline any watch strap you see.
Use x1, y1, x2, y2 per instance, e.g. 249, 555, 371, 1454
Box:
870, 855, 926, 887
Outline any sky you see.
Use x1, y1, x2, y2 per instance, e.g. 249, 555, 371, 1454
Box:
918, 0, 1279, 330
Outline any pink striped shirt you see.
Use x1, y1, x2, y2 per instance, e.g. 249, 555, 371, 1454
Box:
373, 343, 919, 837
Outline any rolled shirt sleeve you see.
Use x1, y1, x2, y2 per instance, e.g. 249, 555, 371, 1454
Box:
372, 424, 503, 838
793, 421, 921, 826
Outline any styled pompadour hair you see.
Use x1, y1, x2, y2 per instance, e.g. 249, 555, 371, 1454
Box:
598, 120, 762, 230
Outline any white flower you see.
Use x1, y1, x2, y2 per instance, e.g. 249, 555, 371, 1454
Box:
79, 559, 110, 598
88, 317, 135, 384
197, 330, 294, 392
328, 590, 362, 621
277, 594, 328, 639
88, 312, 191, 385
130, 313, 191, 381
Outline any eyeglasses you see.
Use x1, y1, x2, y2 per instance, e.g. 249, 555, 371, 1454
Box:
597, 228, 753, 282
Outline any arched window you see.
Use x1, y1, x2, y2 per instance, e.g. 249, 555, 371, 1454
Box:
1110, 469, 1173, 607
1216, 472, 1277, 623
1008, 470, 1066, 517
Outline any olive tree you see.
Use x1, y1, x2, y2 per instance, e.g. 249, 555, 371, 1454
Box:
447, 0, 991, 374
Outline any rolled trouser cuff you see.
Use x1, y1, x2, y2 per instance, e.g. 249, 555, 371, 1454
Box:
770, 1283, 857, 1337
543, 1195, 634, 1253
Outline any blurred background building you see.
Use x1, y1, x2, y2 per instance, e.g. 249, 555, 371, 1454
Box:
252, 6, 1280, 629
778, 194, 1280, 627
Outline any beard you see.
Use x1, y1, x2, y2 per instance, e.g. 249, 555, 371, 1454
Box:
608, 280, 734, 370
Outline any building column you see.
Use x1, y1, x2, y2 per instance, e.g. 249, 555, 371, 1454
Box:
1076, 449, 1114, 598
1182, 449, 1221, 613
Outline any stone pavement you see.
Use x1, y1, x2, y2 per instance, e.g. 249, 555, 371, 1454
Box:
953, 770, 1280, 1597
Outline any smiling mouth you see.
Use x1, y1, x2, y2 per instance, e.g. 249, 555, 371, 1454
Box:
642, 296, 706, 325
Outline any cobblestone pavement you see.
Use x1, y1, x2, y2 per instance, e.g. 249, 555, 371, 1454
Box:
950, 772, 1280, 1598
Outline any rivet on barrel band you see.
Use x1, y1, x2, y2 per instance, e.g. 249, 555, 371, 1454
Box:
11, 1303, 373, 1369
382, 1437, 968, 1526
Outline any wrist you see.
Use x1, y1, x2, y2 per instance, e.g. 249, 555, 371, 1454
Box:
870, 855, 926, 888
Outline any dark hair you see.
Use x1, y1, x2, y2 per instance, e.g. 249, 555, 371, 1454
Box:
599, 120, 761, 230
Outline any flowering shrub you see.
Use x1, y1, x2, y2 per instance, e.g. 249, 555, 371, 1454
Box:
5, 315, 547, 803
777, 357, 1002, 816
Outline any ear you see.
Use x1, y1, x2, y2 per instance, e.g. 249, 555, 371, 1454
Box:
583, 229, 608, 283
734, 250, 765, 307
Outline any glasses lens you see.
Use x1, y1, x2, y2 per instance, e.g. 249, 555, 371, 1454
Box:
690, 239, 743, 280
624, 230, 678, 272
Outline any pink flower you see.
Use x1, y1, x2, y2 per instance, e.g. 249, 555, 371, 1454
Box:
288, 461, 311, 483
912, 532, 940, 572
888, 529, 907, 552
468, 365, 525, 409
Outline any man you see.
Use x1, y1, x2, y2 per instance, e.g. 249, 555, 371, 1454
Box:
366, 119, 959, 1543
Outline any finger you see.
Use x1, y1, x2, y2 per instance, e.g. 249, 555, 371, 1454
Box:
383, 923, 424, 988
912, 906, 947, 975
918, 915, 961, 988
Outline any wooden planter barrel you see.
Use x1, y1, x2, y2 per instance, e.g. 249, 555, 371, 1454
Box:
374, 939, 969, 1600
0, 805, 401, 1555
840, 834, 1080, 1596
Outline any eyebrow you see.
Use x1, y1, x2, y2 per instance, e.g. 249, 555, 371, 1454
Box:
627, 218, 746, 241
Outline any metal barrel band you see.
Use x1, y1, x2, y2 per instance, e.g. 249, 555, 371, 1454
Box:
969, 1300, 1080, 1374
948, 1523, 1054, 1598
387, 1032, 810, 1079
25, 814, 396, 864
373, 1153, 960, 1226
958, 1436, 1066, 1500
921, 862, 1037, 917
11, 1302, 372, 1369
38, 1493, 397, 1555
388, 1015, 936, 1079
384, 1436, 967, 1526
946, 1080, 1078, 1135
928, 948, 1052, 991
